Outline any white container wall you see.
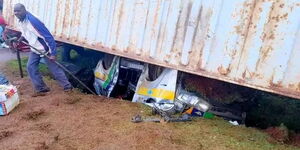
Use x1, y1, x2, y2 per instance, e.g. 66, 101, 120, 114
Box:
3, 0, 300, 99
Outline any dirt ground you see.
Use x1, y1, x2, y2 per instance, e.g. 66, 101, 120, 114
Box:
0, 74, 165, 150
0, 51, 299, 150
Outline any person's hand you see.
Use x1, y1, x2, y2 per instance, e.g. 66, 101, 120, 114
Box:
11, 41, 19, 49
10, 36, 23, 49
17, 37, 23, 43
49, 55, 56, 61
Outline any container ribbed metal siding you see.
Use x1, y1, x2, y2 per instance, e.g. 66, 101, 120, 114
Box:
3, 0, 300, 99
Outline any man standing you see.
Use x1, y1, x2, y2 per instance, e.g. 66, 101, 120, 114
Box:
13, 3, 72, 97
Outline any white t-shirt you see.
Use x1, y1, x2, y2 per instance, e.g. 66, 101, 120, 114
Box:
18, 19, 46, 55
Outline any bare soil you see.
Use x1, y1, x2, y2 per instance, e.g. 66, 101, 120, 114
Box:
266, 126, 289, 143
266, 126, 300, 147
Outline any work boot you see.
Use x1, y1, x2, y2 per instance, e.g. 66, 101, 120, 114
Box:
31, 87, 50, 97
31, 91, 47, 97
64, 87, 73, 93
40, 87, 50, 93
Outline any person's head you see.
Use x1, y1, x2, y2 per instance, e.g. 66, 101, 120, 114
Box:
14, 3, 26, 21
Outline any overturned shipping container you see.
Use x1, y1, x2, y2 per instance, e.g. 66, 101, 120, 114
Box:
3, 0, 300, 99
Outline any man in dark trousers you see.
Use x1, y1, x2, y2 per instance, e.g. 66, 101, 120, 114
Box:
13, 3, 72, 97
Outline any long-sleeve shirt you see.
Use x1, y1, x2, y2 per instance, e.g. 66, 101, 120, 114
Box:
17, 12, 57, 56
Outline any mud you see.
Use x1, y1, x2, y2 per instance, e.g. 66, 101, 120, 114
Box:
266, 126, 300, 147
23, 109, 45, 121
0, 131, 13, 141
266, 126, 289, 143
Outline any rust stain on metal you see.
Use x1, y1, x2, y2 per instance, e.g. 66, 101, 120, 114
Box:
218, 66, 230, 75
115, 0, 125, 46
72, 0, 81, 27
164, 54, 171, 63
233, 0, 257, 79
268, 32, 275, 40
271, 15, 280, 22
261, 46, 274, 62
234, 25, 243, 35
124, 47, 130, 53
268, 85, 300, 99
288, 84, 294, 89
189, 5, 204, 69
182, 1, 193, 41
54, 0, 62, 36
255, 1, 289, 67
236, 79, 246, 84
281, 13, 288, 19
279, 3, 284, 8
268, 72, 282, 88
168, 17, 182, 66
242, 70, 247, 78
111, 45, 117, 51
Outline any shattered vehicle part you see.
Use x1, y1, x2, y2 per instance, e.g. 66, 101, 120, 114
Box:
184, 107, 215, 119
94, 56, 120, 97
132, 65, 178, 106
120, 58, 144, 71
116, 58, 144, 99
164, 114, 191, 123
131, 114, 191, 123
176, 91, 211, 112
131, 115, 160, 123
208, 106, 246, 123
177, 74, 246, 123
173, 99, 187, 113
152, 103, 177, 116
93, 55, 144, 99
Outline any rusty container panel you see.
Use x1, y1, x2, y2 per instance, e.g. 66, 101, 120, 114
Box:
3, 0, 300, 99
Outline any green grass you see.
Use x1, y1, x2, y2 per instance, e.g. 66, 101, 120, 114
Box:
170, 118, 288, 150
132, 105, 299, 150
107, 104, 299, 150
7, 56, 51, 77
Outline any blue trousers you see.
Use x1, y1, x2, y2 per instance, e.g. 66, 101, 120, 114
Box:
27, 52, 72, 92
